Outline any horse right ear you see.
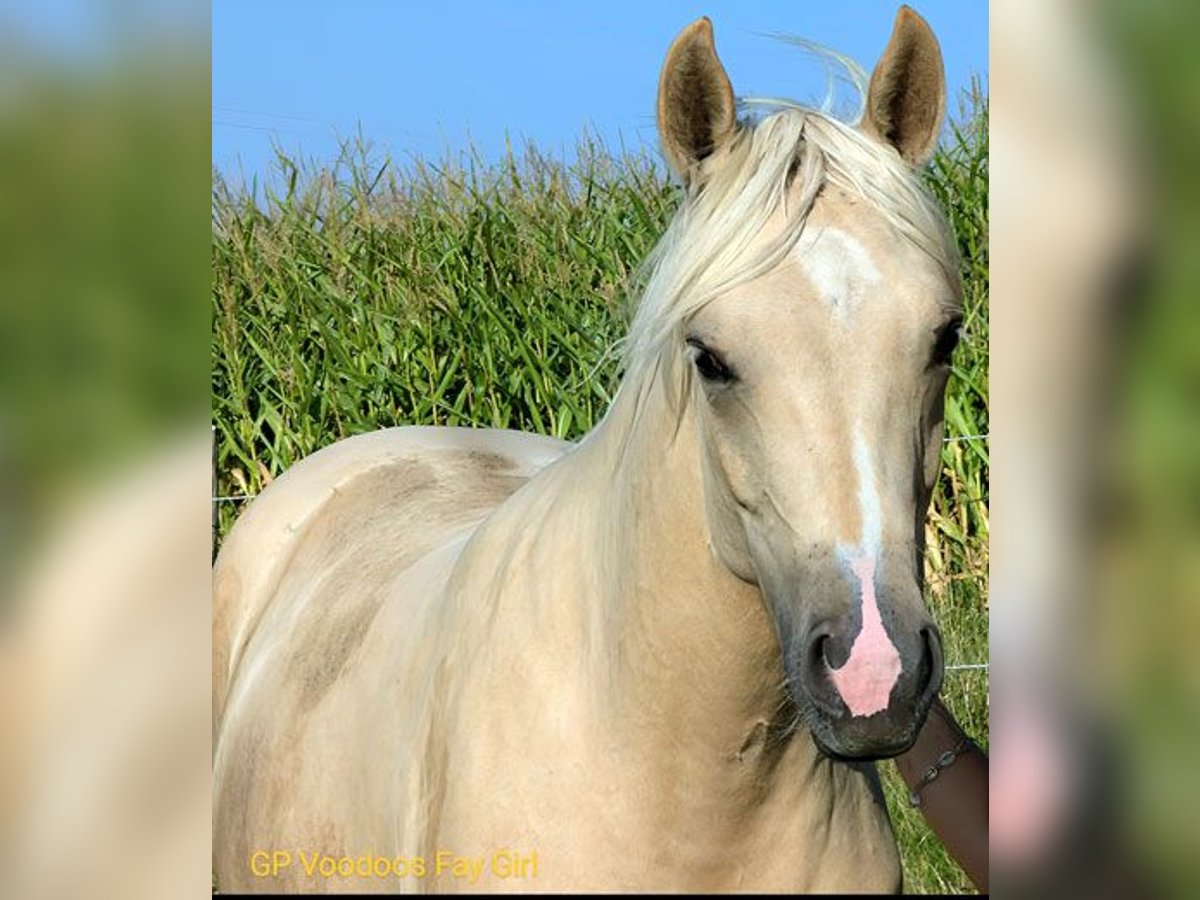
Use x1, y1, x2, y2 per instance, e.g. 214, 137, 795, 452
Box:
861, 6, 946, 166
657, 17, 738, 185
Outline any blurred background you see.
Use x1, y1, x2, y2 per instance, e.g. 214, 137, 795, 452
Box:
0, 1, 209, 899
0, 0, 1195, 898
990, 0, 1199, 896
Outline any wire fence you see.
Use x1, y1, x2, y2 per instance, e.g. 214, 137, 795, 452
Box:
211, 428, 988, 676
210, 432, 989, 506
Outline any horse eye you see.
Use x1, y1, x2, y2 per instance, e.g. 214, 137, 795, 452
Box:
686, 338, 735, 384
931, 317, 963, 368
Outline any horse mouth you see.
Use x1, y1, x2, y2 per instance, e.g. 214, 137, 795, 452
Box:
805, 706, 925, 761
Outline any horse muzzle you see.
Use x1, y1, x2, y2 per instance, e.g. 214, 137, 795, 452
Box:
782, 594, 944, 760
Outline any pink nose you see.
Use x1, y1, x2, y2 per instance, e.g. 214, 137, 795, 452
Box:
826, 555, 902, 717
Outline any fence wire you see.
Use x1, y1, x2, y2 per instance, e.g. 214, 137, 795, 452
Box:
210, 427, 988, 675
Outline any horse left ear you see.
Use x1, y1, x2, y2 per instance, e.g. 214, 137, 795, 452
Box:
657, 17, 738, 185
861, 5, 946, 166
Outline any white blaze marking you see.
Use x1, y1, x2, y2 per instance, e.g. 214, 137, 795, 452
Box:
827, 431, 902, 717
851, 433, 882, 553
795, 227, 882, 316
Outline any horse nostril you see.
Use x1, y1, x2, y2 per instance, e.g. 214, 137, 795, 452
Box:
818, 631, 851, 669
800, 632, 844, 715
806, 632, 828, 676
917, 626, 944, 703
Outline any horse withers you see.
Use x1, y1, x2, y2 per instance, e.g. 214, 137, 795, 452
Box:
214, 6, 962, 892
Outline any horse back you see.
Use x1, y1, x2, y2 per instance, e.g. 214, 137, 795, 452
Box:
212, 426, 570, 735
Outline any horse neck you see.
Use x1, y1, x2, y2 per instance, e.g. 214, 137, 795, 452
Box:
570, 363, 802, 757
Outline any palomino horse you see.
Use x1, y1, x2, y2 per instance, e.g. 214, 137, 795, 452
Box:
214, 7, 963, 892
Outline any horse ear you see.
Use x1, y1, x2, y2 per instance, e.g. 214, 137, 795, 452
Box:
861, 6, 946, 166
657, 17, 737, 184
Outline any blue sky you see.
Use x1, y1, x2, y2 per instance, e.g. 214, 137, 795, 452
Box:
212, 2, 986, 186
